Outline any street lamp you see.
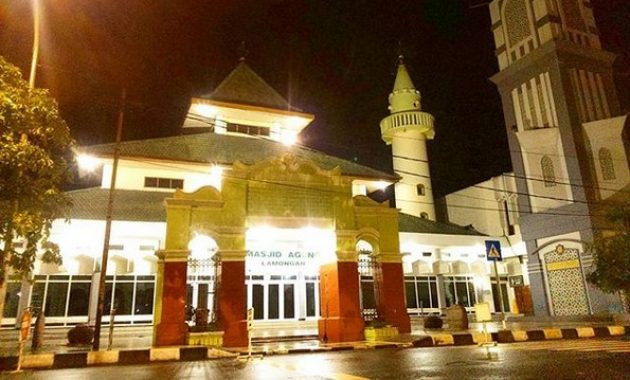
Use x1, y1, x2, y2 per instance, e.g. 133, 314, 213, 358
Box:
29, 0, 41, 89
76, 153, 100, 173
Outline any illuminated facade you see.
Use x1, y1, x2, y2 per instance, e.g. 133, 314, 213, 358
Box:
487, 0, 629, 315
2, 60, 529, 346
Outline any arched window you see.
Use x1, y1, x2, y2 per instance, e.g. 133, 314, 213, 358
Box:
416, 183, 426, 196
598, 148, 616, 181
541, 155, 556, 187
420, 212, 429, 219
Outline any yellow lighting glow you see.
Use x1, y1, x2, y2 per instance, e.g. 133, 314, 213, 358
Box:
188, 234, 218, 260
288, 116, 304, 128
375, 181, 390, 190
195, 104, 217, 118
246, 226, 337, 264
209, 165, 223, 190
76, 153, 100, 172
280, 130, 298, 146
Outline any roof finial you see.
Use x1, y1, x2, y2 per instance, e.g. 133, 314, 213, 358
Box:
397, 40, 404, 65
238, 41, 249, 62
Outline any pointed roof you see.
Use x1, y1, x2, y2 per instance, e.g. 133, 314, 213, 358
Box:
392, 57, 416, 92
201, 62, 292, 111
387, 55, 423, 114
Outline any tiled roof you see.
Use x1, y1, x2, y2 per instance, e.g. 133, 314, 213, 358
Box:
398, 213, 485, 236
66, 189, 484, 237
83, 132, 397, 180
201, 62, 292, 111
66, 188, 168, 222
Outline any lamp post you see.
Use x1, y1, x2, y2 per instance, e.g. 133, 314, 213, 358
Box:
92, 88, 126, 350
29, 0, 41, 89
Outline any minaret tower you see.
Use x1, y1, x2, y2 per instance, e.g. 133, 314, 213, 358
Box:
380, 56, 436, 220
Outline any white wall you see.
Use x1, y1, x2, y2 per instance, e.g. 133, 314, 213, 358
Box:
45, 219, 166, 275
101, 159, 222, 193
445, 173, 520, 237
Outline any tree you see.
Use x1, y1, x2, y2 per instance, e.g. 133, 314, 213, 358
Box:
0, 56, 75, 320
586, 205, 630, 312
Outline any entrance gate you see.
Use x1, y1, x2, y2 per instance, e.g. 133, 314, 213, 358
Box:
153, 153, 411, 347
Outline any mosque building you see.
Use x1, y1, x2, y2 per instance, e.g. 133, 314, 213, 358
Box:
2, 57, 530, 346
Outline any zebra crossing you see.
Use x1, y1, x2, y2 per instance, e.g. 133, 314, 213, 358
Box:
508, 339, 630, 354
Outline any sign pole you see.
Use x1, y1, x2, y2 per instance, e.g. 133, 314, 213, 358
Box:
493, 260, 507, 330
485, 240, 507, 330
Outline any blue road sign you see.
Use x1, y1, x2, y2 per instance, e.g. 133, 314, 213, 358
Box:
485, 240, 502, 261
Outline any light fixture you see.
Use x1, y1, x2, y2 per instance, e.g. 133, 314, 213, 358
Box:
375, 181, 390, 190
287, 116, 304, 128
76, 153, 100, 172
209, 165, 223, 190
280, 130, 298, 146
188, 233, 218, 260
195, 104, 217, 118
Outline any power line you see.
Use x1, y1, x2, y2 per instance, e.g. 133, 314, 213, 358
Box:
106, 155, 616, 220
391, 139, 630, 194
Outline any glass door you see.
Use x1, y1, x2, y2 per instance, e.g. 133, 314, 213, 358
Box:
247, 275, 299, 321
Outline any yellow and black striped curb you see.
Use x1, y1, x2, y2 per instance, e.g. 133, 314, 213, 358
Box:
0, 347, 236, 371
412, 325, 630, 347
0, 326, 627, 371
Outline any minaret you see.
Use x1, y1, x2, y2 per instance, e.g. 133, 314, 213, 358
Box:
380, 56, 436, 220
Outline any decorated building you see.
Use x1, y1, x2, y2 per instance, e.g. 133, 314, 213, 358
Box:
2, 59, 529, 346
486, 0, 629, 316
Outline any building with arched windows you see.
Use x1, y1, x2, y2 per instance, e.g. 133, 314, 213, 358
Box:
2, 59, 529, 346
485, 0, 630, 316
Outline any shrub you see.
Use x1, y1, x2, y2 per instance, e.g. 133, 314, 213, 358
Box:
67, 324, 94, 345
423, 315, 443, 329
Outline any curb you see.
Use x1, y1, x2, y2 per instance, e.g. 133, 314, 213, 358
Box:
428, 325, 630, 346
1, 325, 628, 371
0, 346, 237, 371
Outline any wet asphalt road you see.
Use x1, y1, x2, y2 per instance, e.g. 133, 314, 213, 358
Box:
3, 339, 630, 379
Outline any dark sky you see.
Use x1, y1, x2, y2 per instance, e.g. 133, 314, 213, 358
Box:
1, 0, 628, 196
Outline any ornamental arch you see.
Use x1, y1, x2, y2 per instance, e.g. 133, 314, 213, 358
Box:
153, 154, 410, 347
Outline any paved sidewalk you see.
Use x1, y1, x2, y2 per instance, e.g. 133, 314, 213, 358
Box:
0, 316, 620, 357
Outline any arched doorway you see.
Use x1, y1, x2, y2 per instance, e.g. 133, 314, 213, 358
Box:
357, 240, 377, 321
186, 234, 219, 326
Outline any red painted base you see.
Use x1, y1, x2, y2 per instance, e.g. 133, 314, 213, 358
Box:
155, 261, 188, 346
377, 262, 411, 333
155, 322, 188, 346
218, 260, 248, 348
318, 261, 364, 342
318, 317, 364, 342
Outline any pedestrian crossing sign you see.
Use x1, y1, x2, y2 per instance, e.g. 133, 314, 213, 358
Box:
485, 240, 502, 261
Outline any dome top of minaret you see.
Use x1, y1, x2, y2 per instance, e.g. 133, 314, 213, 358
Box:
388, 56, 422, 114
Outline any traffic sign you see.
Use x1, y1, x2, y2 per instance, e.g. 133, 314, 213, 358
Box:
485, 240, 502, 261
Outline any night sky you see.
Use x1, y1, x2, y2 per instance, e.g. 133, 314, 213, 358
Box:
1, 1, 628, 197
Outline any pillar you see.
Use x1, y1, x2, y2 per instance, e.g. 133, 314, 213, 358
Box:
318, 261, 364, 342
87, 272, 100, 325
374, 255, 411, 333
217, 252, 247, 347
153, 250, 189, 346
